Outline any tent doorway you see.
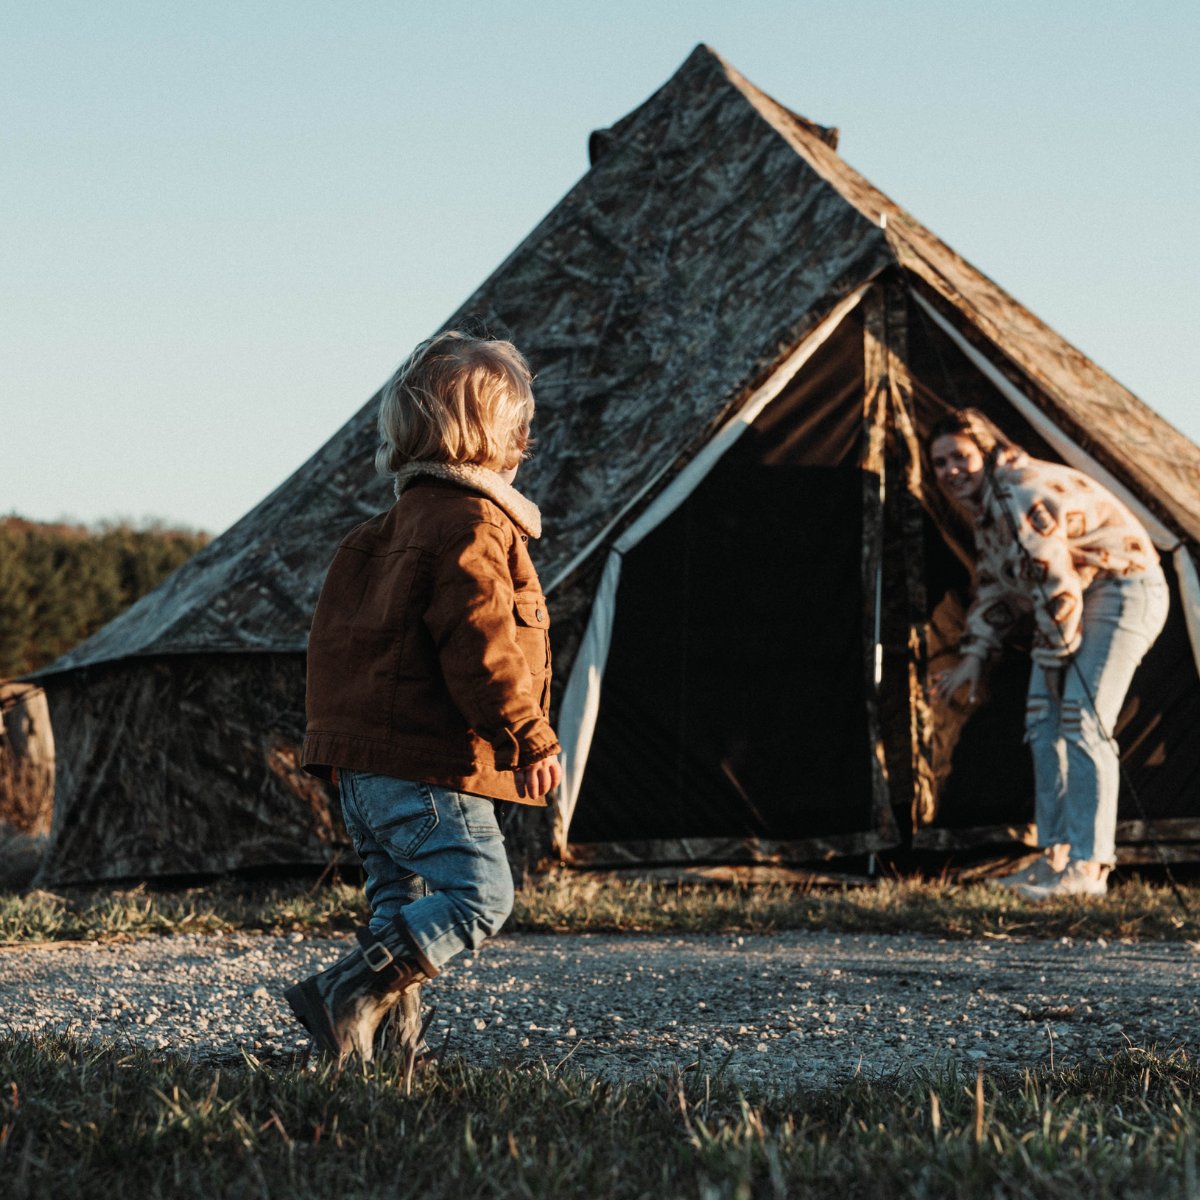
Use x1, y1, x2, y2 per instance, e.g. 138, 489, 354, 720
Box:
567, 310, 901, 862
572, 461, 870, 846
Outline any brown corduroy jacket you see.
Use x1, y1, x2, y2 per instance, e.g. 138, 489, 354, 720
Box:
302, 465, 560, 806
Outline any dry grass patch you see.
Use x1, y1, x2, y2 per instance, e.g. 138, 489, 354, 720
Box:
513, 872, 1200, 941
1, 871, 1197, 945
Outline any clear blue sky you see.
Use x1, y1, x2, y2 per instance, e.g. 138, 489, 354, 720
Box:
3, 1, 1197, 534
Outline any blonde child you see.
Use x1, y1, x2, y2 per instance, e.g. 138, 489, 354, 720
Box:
287, 331, 562, 1061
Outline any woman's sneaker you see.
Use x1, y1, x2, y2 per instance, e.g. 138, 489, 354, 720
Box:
990, 855, 1061, 892
1016, 859, 1109, 900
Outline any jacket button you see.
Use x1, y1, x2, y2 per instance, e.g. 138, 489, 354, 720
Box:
536, 608, 545, 622
520, 534, 529, 542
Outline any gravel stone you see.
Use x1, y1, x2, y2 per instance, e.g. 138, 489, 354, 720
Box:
1, 930, 1198, 1086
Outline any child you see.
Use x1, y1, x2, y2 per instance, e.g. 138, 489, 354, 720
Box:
287, 330, 562, 1061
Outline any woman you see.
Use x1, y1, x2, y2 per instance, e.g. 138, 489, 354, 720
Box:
928, 409, 1168, 898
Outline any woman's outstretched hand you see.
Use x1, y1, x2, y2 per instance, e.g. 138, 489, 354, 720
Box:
515, 754, 562, 800
929, 656, 982, 705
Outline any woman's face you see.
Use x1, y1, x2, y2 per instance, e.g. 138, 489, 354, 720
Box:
930, 433, 986, 502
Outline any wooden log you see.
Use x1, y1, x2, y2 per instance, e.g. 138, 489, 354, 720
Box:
0, 685, 54, 808
0, 682, 56, 885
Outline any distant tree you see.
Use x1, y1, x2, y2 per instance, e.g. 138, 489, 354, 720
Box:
0, 517, 209, 677
0, 528, 35, 677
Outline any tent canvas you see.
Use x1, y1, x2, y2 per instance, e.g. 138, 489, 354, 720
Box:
32, 46, 1200, 885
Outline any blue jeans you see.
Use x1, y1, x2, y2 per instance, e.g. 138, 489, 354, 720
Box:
1025, 571, 1169, 864
339, 771, 514, 972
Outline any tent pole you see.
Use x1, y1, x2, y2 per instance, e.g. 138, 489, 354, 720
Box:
884, 279, 937, 832
861, 286, 899, 846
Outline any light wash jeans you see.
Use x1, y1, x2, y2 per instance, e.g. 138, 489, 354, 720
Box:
1025, 570, 1169, 864
338, 771, 514, 972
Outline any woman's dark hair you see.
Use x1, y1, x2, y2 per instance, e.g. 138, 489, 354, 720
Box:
927, 407, 1018, 462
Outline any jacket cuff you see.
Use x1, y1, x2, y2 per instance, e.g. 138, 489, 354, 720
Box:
490, 720, 560, 770
514, 740, 562, 769
958, 644, 991, 662
1031, 646, 1078, 667
1031, 630, 1082, 666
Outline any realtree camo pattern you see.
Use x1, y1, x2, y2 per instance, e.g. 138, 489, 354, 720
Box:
39, 656, 343, 884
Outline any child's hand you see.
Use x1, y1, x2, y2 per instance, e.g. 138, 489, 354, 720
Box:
515, 755, 562, 800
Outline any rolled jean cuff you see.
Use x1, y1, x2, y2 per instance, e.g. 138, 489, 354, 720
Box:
392, 914, 440, 978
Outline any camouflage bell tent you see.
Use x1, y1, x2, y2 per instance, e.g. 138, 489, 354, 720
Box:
32, 45, 1200, 885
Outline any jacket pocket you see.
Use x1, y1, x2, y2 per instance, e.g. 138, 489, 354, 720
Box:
513, 593, 550, 675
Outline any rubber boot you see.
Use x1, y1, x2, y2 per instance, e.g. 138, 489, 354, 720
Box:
285, 917, 432, 1063
375, 985, 429, 1060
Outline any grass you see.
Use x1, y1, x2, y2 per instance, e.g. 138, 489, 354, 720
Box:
1, 872, 1198, 946
3, 876, 1197, 1194
1, 1034, 1197, 1198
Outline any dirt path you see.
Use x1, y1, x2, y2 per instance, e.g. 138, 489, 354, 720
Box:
3, 930, 1197, 1086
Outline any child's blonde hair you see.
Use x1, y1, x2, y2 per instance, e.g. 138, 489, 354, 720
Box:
375, 331, 535, 476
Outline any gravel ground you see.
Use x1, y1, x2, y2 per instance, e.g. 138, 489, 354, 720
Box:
2, 930, 1198, 1087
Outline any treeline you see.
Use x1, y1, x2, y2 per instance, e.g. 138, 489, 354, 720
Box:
0, 517, 210, 677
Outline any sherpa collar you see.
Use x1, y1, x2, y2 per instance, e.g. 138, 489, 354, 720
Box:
392, 461, 542, 539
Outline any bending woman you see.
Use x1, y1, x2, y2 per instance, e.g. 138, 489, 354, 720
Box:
928, 409, 1169, 898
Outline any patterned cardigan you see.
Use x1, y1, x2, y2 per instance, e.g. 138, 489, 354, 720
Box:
959, 452, 1159, 666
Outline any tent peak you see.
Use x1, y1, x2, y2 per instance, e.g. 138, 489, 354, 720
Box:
699, 45, 840, 150
588, 45, 839, 167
